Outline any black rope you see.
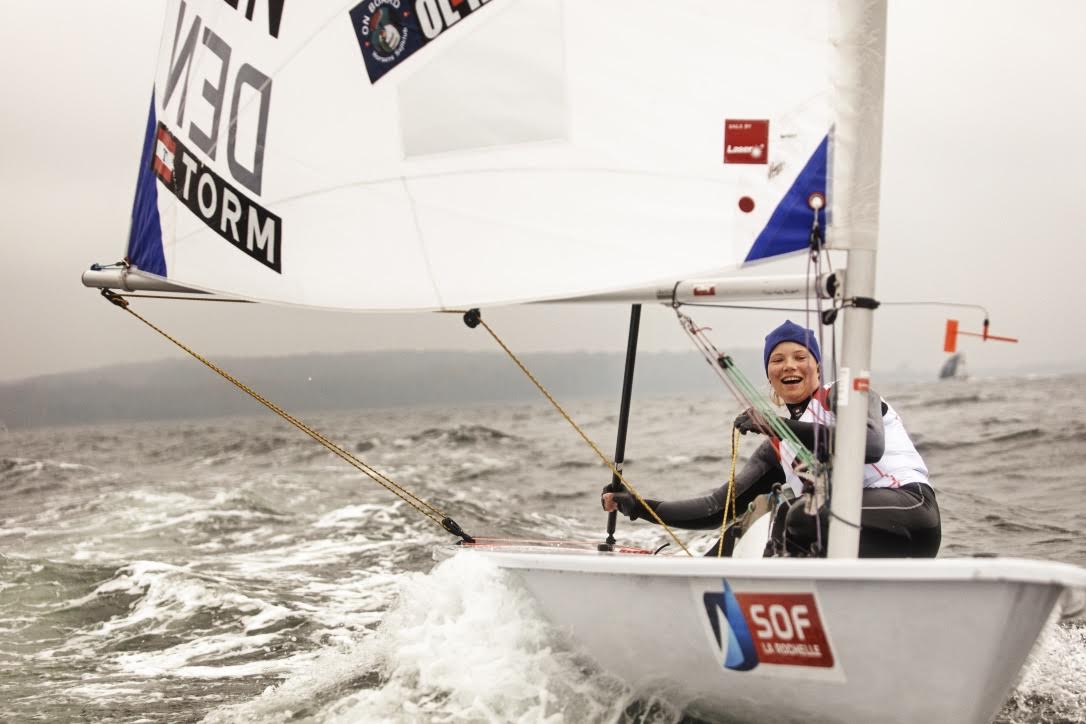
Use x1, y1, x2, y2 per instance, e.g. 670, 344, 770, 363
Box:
679, 302, 825, 313
114, 294, 251, 303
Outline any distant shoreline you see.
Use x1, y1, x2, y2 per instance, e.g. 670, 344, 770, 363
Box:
1, 349, 1076, 429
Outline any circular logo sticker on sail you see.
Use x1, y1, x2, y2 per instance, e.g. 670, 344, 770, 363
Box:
350, 0, 416, 82
349, 0, 496, 84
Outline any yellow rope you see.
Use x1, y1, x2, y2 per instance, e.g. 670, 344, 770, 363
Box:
716, 427, 740, 557
102, 292, 453, 532
468, 314, 692, 556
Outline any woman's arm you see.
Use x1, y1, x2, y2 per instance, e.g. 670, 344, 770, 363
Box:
605, 440, 784, 528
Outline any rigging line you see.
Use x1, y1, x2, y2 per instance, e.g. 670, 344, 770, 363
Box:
681, 299, 990, 318
674, 308, 819, 472
808, 245, 831, 461
877, 301, 990, 318
806, 244, 828, 551
828, 509, 861, 529
115, 294, 252, 303
674, 313, 750, 403
675, 314, 790, 447
716, 427, 740, 557
460, 312, 693, 556
676, 312, 766, 421
98, 290, 475, 543
679, 302, 823, 313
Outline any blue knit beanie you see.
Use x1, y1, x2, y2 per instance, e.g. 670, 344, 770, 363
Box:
763, 320, 821, 372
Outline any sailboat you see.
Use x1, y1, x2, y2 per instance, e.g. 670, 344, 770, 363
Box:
83, 1, 1085, 722
939, 353, 968, 380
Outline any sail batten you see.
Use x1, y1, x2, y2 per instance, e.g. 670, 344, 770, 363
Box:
127, 0, 851, 311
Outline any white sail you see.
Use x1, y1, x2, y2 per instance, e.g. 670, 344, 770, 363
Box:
125, 0, 847, 310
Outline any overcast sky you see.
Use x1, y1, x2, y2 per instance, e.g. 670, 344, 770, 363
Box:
1, 1, 1084, 385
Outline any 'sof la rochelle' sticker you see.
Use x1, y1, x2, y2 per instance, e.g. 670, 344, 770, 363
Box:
703, 580, 836, 672
349, 0, 494, 84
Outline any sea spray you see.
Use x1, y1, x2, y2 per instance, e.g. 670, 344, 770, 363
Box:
204, 554, 642, 723
1001, 617, 1086, 724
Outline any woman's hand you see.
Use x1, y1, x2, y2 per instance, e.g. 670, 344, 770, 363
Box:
734, 408, 761, 434
601, 492, 618, 512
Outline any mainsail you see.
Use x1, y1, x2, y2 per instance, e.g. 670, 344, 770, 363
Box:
124, 0, 849, 311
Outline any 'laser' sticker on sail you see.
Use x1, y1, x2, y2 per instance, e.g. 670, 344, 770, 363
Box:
349, 0, 495, 84
697, 579, 843, 681
724, 120, 769, 164
151, 123, 282, 274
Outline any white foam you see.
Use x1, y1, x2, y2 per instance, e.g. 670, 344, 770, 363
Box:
225, 536, 410, 573
204, 555, 638, 723
1007, 620, 1086, 721
114, 632, 283, 678
59, 561, 290, 640
313, 502, 406, 529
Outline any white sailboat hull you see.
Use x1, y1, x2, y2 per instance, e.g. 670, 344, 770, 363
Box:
460, 548, 1086, 724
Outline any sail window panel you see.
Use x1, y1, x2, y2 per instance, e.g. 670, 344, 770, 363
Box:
397, 0, 566, 158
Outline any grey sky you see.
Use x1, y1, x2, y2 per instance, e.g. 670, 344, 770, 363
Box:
1, 1, 1084, 384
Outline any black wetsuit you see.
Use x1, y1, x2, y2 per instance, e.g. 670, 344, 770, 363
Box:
609, 388, 941, 558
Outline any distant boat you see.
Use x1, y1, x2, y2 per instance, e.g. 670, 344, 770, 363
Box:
939, 353, 969, 380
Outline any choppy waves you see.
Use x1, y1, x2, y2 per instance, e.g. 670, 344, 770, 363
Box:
1, 380, 1085, 722
205, 555, 645, 724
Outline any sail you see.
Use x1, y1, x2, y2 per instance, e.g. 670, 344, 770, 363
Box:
126, 0, 861, 310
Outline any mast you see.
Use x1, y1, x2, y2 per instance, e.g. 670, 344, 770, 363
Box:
826, 1, 889, 558
601, 304, 641, 551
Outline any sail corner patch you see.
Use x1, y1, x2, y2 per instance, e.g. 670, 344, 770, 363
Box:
127, 95, 167, 277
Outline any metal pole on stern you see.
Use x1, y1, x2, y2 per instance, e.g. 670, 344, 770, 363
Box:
600, 304, 641, 551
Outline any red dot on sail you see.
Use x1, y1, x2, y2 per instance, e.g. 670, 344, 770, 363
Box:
738, 196, 755, 213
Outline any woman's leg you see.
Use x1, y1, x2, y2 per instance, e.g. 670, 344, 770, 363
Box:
782, 483, 941, 557
857, 484, 941, 558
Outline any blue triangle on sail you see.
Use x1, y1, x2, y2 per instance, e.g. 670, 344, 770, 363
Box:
702, 580, 759, 671
743, 134, 828, 265
126, 94, 167, 277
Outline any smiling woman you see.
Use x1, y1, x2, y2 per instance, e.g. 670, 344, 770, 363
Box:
602, 319, 942, 558
764, 320, 823, 405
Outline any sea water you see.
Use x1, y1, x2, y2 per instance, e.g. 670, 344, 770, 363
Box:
1, 375, 1084, 723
